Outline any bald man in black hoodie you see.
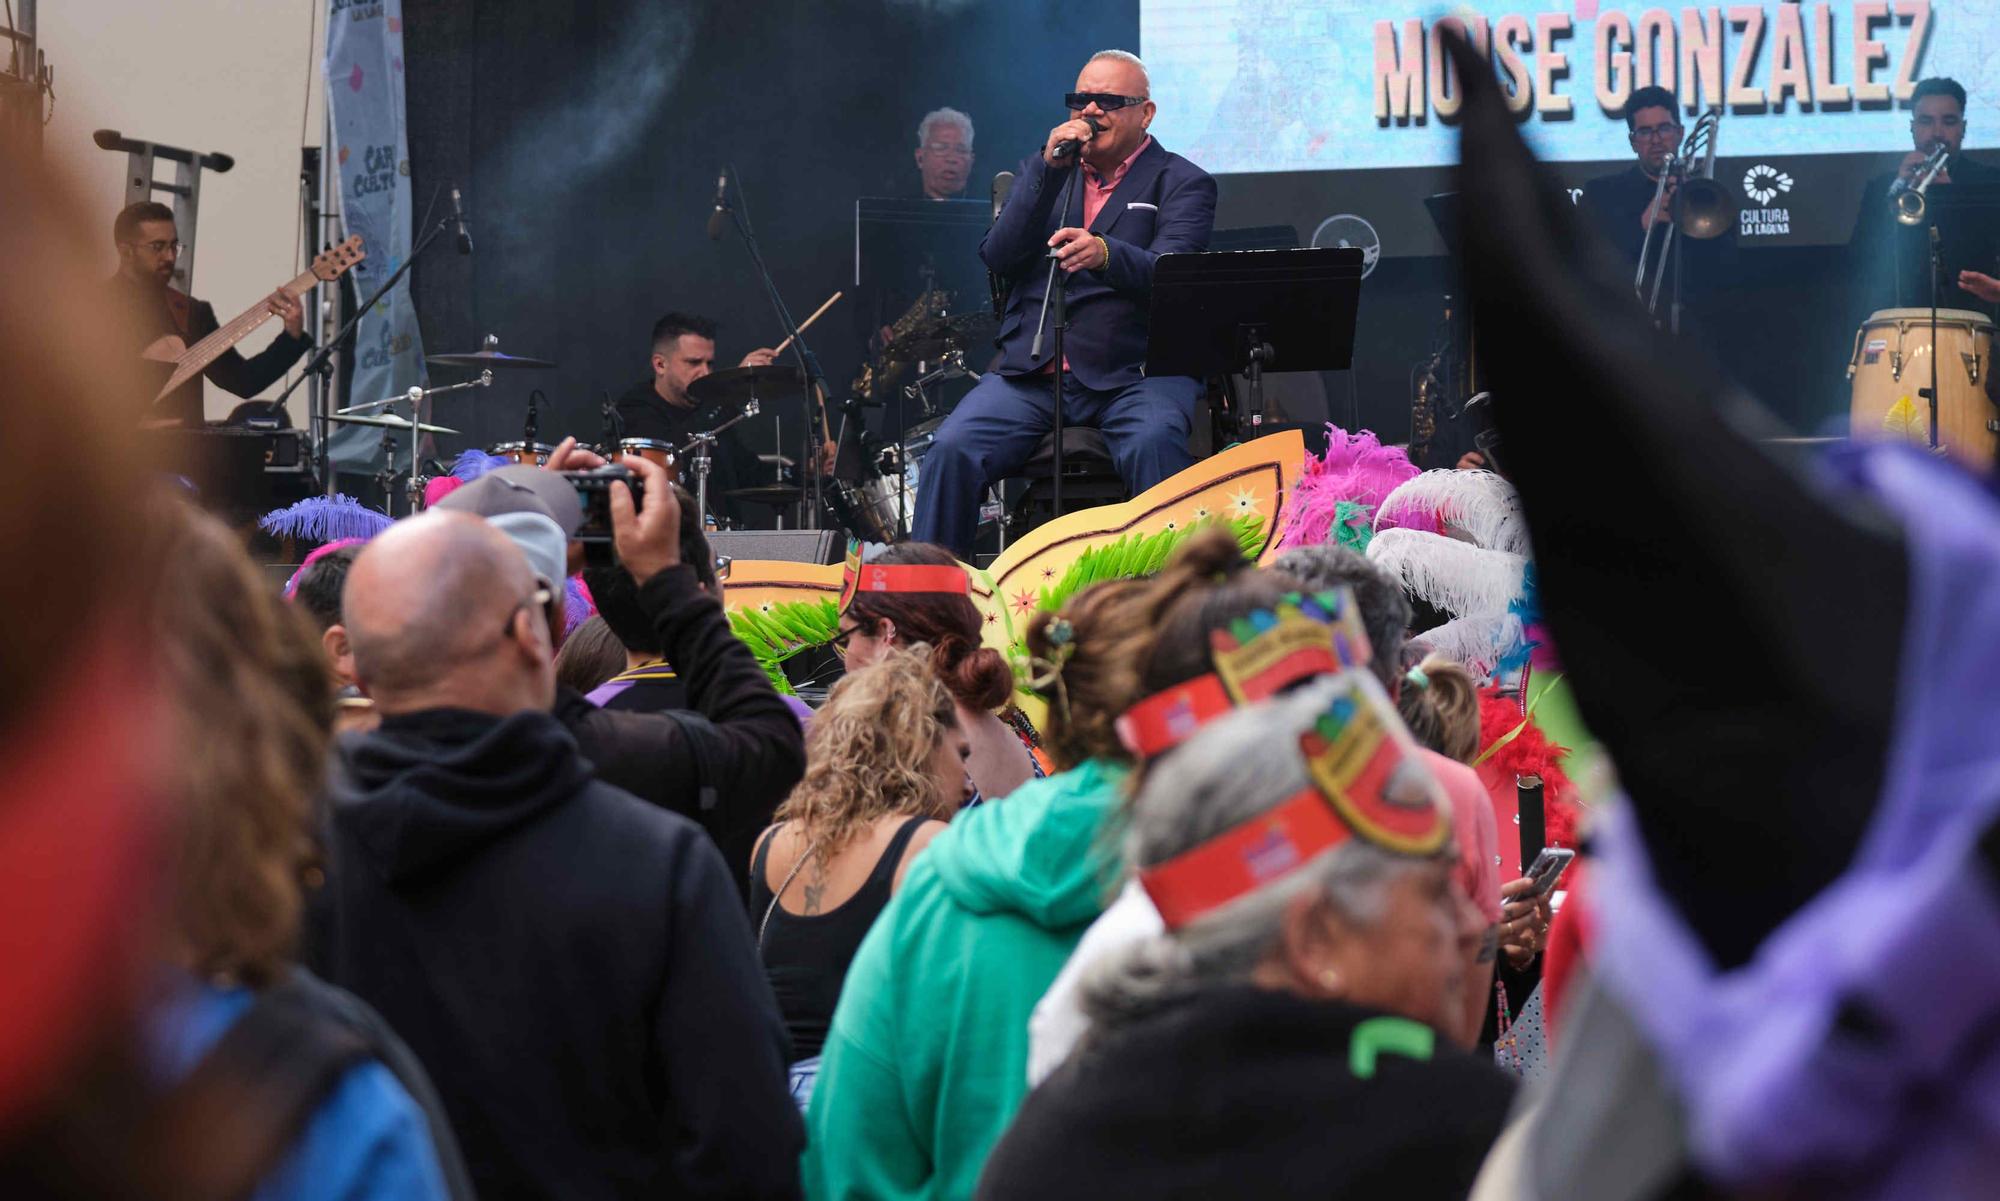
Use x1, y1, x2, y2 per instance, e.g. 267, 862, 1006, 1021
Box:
309, 481, 802, 1201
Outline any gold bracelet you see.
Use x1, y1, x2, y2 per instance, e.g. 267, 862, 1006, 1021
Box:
1094, 235, 1110, 270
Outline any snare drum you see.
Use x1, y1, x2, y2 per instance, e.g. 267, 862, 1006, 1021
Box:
488, 440, 555, 465
1848, 307, 1997, 468
613, 438, 680, 481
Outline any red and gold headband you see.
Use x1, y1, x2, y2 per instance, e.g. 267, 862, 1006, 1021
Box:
1113, 589, 1371, 758
838, 540, 971, 612
1139, 675, 1449, 931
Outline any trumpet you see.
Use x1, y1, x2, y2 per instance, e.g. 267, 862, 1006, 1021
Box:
1634, 108, 1735, 319
1889, 144, 1951, 226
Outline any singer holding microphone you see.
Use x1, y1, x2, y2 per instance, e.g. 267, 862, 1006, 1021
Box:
908, 49, 1216, 557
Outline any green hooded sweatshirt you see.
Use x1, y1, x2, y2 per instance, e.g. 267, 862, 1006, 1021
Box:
801, 758, 1129, 1201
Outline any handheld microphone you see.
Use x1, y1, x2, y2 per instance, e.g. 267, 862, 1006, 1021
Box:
451, 187, 473, 255
706, 169, 730, 241
1050, 117, 1104, 161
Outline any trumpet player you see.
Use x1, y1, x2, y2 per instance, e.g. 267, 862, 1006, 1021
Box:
1853, 77, 2000, 311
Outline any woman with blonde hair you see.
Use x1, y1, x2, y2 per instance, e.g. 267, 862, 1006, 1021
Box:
750, 645, 972, 1109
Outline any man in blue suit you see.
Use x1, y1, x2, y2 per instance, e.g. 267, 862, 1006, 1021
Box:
910, 50, 1217, 555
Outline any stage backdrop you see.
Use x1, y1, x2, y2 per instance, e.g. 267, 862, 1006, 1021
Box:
396, 0, 1952, 494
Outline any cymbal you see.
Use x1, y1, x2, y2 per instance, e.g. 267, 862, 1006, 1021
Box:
425, 349, 556, 369
329, 412, 461, 435
688, 364, 805, 405
726, 485, 805, 506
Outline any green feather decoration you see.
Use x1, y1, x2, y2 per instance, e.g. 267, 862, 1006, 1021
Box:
728, 596, 840, 697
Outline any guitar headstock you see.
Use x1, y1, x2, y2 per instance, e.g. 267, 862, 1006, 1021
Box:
312, 235, 367, 282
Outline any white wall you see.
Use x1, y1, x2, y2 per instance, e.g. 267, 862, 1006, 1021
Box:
42, 0, 328, 418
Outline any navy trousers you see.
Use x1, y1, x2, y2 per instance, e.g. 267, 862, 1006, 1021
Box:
909, 371, 1199, 555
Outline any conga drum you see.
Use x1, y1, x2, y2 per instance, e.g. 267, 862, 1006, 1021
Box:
613, 438, 680, 482
488, 440, 555, 465
1847, 307, 1997, 468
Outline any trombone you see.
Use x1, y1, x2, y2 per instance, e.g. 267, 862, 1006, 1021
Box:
1634, 107, 1736, 323
1889, 143, 1950, 226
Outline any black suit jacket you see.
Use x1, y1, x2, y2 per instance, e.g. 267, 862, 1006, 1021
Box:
114, 279, 311, 426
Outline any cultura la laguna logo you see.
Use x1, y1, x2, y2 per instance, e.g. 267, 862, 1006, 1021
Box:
1743, 164, 1794, 206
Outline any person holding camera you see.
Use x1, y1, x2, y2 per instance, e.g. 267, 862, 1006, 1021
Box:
307, 457, 803, 1200
429, 446, 807, 898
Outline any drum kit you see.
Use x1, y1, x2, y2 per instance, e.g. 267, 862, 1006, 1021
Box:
334, 335, 789, 527
333, 292, 994, 537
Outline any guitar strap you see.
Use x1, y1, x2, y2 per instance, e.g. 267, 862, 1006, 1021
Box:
164, 287, 193, 339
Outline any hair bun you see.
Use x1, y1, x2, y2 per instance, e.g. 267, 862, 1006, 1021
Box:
944, 643, 1016, 712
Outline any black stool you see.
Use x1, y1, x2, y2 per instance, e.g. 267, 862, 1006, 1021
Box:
1005, 426, 1130, 536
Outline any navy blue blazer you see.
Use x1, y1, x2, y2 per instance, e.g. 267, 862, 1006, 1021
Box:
981, 138, 1217, 391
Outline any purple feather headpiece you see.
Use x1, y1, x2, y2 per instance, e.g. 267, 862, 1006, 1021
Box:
259, 494, 394, 545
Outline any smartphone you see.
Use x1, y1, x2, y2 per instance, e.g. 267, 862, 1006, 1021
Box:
1525, 846, 1575, 898
562, 465, 644, 546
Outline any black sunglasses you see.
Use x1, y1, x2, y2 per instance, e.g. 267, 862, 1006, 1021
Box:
1066, 92, 1148, 113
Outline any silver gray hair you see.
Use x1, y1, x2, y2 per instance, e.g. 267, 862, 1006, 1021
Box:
1087, 49, 1151, 94
916, 106, 974, 149
1079, 676, 1431, 1033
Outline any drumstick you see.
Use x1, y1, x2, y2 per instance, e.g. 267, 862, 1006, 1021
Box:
772, 291, 843, 356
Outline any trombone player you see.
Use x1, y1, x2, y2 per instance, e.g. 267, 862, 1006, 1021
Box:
1578, 86, 1734, 329
1852, 77, 2000, 311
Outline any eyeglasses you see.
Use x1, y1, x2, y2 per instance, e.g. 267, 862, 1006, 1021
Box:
1066, 92, 1148, 113
1630, 123, 1683, 142
832, 622, 868, 658
921, 142, 973, 158
500, 586, 555, 641
126, 238, 185, 256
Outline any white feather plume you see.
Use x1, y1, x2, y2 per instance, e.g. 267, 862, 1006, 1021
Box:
1405, 611, 1527, 680
1366, 528, 1529, 618
1373, 469, 1533, 557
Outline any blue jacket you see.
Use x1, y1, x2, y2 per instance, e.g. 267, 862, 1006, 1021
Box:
149, 975, 450, 1201
981, 139, 1216, 390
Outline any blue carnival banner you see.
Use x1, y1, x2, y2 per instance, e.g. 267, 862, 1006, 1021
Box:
324, 0, 427, 470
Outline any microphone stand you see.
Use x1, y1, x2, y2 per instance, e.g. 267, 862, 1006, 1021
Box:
275, 199, 455, 497
1927, 223, 1942, 450
721, 165, 828, 530
1029, 154, 1085, 522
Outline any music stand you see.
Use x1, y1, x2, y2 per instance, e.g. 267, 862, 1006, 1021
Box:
1144, 248, 1365, 436
854, 198, 991, 449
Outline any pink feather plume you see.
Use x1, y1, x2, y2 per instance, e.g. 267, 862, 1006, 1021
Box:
1274, 425, 1420, 552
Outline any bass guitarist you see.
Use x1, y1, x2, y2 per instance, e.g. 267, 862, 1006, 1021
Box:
110, 201, 311, 426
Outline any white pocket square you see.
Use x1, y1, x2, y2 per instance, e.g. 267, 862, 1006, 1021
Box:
1126, 202, 1158, 211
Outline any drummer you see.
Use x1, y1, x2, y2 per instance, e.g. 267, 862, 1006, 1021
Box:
612, 311, 780, 528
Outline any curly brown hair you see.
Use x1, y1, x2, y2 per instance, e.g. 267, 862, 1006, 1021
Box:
774, 645, 960, 863
153, 498, 334, 988
847, 542, 1014, 711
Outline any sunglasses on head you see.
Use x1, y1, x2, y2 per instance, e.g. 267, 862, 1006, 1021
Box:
1066, 92, 1148, 113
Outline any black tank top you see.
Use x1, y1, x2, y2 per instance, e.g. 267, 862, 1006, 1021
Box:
750, 814, 930, 1061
